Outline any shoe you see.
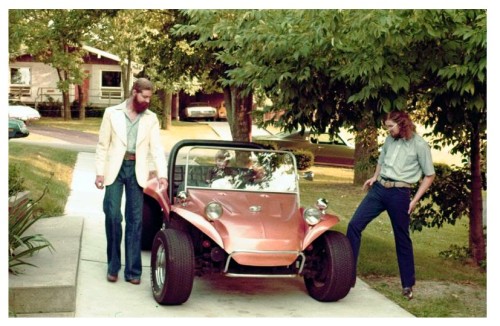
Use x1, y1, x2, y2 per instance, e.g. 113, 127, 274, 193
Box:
126, 278, 141, 285
107, 274, 118, 282
402, 287, 413, 300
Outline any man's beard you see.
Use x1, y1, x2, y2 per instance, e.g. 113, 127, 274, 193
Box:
133, 95, 149, 113
392, 133, 402, 140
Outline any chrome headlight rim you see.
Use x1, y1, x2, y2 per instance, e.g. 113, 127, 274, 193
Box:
303, 207, 321, 226
205, 201, 223, 221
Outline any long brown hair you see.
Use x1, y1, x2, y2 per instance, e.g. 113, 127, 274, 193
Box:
385, 111, 416, 140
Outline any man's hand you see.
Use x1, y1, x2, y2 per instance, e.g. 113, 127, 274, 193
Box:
408, 200, 418, 214
158, 177, 168, 191
95, 175, 105, 189
362, 176, 377, 191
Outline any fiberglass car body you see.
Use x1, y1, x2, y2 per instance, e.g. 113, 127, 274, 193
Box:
142, 139, 355, 305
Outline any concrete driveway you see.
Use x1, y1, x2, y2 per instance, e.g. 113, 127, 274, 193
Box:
70, 152, 413, 317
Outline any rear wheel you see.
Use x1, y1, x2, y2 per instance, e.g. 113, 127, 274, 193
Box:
304, 231, 355, 302
150, 229, 195, 305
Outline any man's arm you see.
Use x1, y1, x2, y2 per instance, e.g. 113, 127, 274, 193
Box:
409, 174, 435, 214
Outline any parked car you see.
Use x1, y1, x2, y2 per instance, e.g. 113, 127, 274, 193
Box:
8, 105, 41, 122
183, 102, 217, 121
253, 129, 355, 168
142, 139, 355, 305
9, 118, 29, 139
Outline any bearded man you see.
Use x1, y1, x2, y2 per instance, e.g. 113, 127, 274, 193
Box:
95, 78, 167, 285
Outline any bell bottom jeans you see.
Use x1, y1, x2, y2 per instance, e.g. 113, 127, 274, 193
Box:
346, 182, 415, 288
103, 160, 143, 281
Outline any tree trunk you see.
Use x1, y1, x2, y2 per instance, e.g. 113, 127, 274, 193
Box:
157, 89, 172, 130
353, 108, 378, 185
121, 51, 132, 100
77, 85, 86, 120
63, 91, 71, 121
224, 86, 253, 142
469, 119, 486, 266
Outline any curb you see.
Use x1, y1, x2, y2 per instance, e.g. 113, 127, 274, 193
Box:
9, 216, 84, 316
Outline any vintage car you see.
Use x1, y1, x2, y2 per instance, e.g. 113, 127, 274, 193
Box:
253, 129, 355, 168
142, 139, 355, 305
183, 102, 217, 120
8, 118, 29, 139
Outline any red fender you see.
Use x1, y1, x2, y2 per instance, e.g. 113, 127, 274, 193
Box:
302, 212, 340, 250
143, 178, 170, 216
172, 206, 224, 248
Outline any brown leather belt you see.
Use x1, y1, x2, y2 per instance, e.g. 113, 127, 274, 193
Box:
124, 152, 136, 161
377, 176, 412, 188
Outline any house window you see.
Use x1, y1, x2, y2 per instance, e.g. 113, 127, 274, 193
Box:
11, 67, 31, 85
101, 71, 122, 99
10, 67, 31, 97
101, 71, 121, 87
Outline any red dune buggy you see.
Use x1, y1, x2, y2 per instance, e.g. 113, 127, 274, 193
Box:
142, 139, 355, 305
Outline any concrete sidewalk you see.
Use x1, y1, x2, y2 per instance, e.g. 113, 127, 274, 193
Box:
9, 151, 414, 317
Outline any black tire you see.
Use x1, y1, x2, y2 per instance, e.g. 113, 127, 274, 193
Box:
141, 195, 163, 250
304, 230, 355, 302
150, 229, 195, 305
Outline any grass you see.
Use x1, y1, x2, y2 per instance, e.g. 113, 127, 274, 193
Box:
8, 142, 77, 217
10, 118, 486, 317
31, 117, 102, 133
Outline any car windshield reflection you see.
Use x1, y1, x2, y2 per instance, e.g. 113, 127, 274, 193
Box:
183, 147, 298, 193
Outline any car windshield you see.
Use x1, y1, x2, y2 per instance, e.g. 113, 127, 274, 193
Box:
182, 147, 299, 193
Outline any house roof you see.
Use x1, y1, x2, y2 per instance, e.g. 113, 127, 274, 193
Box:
82, 45, 143, 73
82, 45, 121, 62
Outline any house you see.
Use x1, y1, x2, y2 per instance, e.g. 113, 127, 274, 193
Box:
8, 45, 142, 109
9, 45, 225, 119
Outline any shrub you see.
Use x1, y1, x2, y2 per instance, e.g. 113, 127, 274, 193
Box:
9, 185, 53, 274
290, 149, 314, 170
411, 163, 470, 231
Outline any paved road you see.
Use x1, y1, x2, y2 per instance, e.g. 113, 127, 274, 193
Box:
28, 125, 99, 145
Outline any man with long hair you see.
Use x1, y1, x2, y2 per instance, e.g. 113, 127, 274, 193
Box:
347, 110, 435, 300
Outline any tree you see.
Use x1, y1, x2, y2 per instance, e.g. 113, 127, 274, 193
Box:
199, 10, 425, 183
9, 9, 113, 120
173, 9, 487, 265
173, 10, 262, 142
417, 10, 486, 265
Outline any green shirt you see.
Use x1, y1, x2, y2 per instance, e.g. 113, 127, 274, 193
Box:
124, 109, 142, 153
378, 133, 435, 184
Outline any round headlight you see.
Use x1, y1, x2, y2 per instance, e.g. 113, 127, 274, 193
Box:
304, 207, 321, 226
205, 201, 223, 221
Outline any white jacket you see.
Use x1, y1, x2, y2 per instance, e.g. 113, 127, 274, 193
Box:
95, 101, 167, 188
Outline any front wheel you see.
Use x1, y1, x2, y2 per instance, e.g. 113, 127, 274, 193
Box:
150, 229, 195, 305
304, 230, 355, 302
141, 195, 163, 250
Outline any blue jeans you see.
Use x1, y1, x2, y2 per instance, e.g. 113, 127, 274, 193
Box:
346, 182, 415, 288
103, 160, 143, 280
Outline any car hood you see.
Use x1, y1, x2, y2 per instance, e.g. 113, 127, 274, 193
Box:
186, 189, 305, 252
